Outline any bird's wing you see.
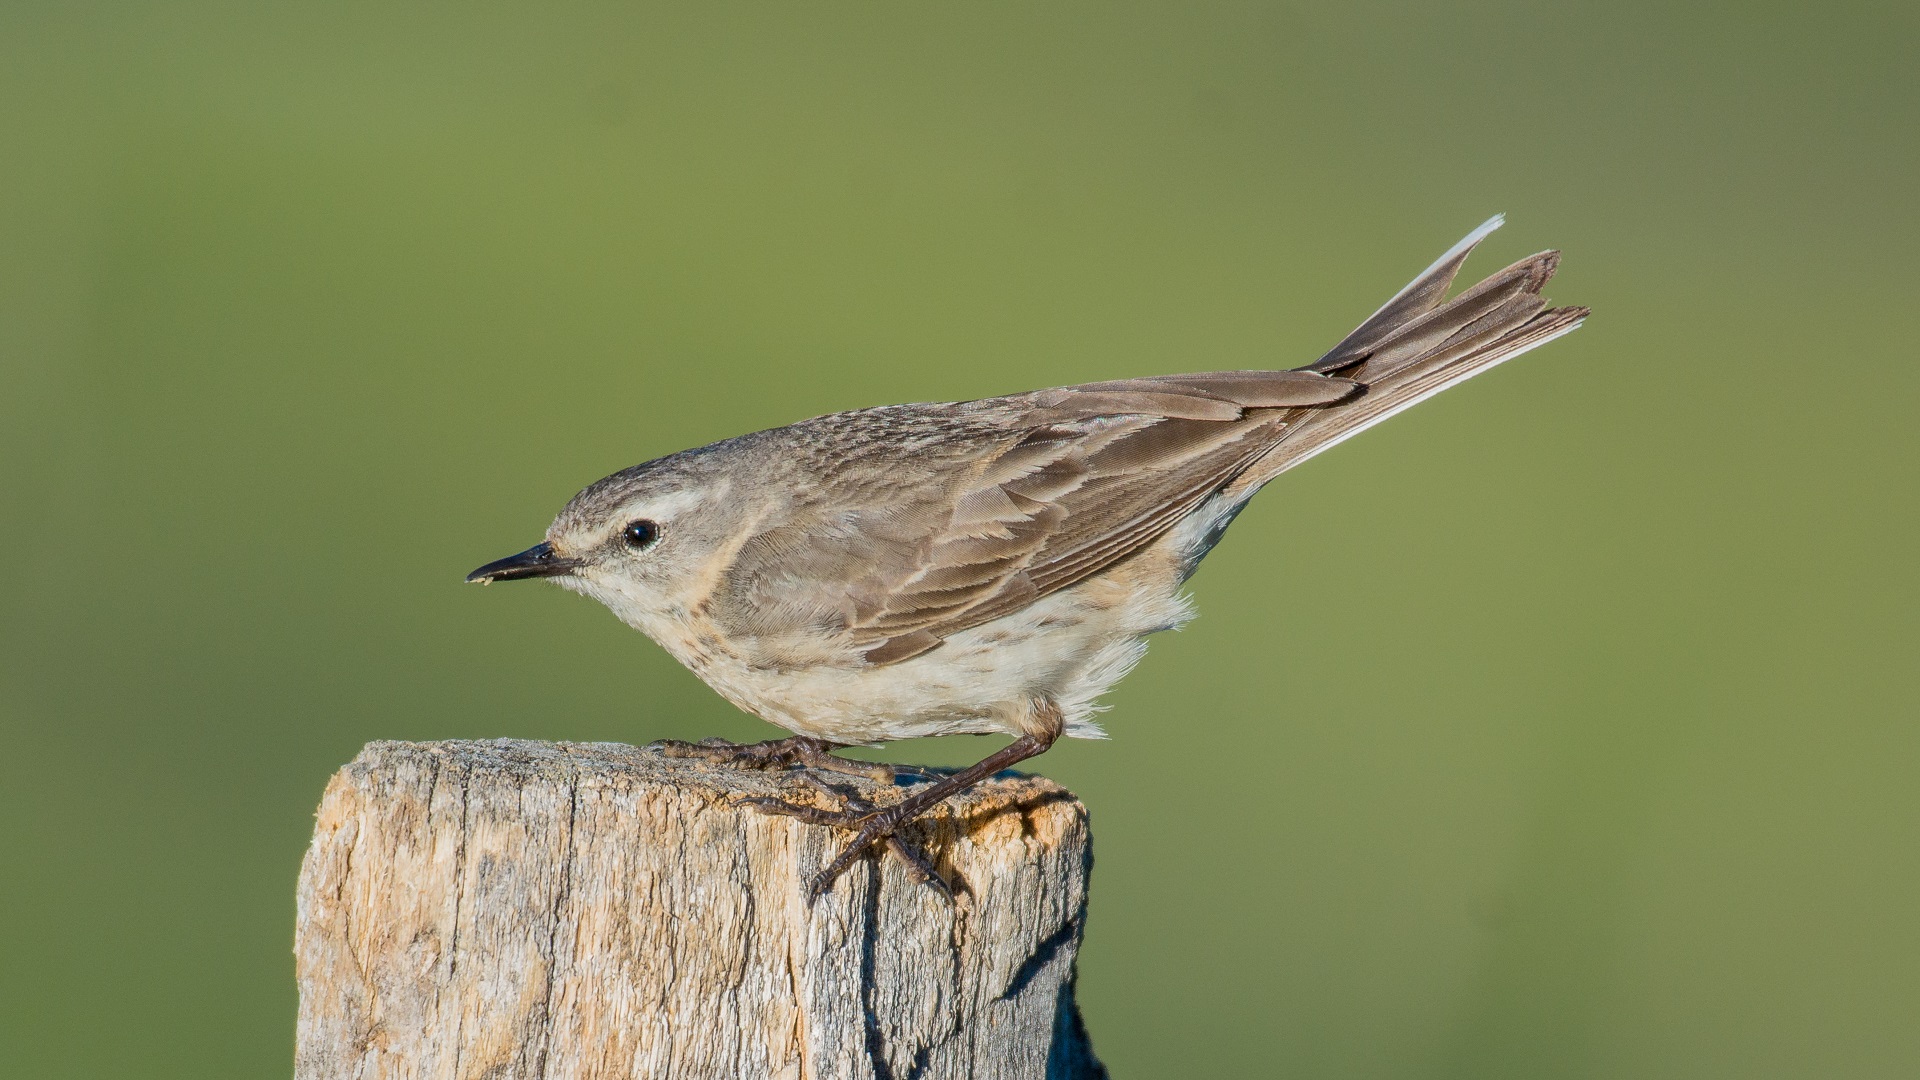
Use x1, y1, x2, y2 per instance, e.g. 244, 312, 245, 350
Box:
710, 370, 1359, 666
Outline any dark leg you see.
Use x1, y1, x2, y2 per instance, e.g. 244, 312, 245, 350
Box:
742, 730, 1058, 901
784, 773, 949, 895
651, 734, 897, 783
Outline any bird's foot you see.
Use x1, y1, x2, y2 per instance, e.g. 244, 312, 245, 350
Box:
650, 735, 898, 784
740, 775, 951, 901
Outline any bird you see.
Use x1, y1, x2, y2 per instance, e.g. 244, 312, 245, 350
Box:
467, 215, 1587, 899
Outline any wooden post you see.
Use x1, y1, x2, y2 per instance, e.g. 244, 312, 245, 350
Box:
295, 740, 1104, 1079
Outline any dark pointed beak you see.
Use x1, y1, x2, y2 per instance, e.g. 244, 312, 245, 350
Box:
466, 541, 578, 584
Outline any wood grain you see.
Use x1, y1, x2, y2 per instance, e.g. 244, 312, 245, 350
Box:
295, 740, 1103, 1079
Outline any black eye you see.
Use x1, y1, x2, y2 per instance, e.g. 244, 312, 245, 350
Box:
621, 519, 659, 549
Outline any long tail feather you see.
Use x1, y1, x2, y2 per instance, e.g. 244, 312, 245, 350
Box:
1230, 217, 1587, 494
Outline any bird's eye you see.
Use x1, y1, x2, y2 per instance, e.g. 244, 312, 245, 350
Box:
621, 519, 660, 549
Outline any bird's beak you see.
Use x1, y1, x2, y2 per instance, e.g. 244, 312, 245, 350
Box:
465, 541, 578, 584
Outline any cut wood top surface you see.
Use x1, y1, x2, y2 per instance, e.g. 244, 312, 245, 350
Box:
334, 737, 1082, 827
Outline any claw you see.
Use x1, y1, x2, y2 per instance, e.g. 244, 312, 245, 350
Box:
737, 796, 865, 829
748, 729, 1058, 903
885, 836, 948, 895
740, 784, 951, 902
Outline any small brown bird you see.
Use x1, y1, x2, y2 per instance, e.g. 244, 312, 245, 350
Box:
468, 216, 1586, 897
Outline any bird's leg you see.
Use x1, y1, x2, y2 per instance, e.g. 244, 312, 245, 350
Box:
651, 734, 896, 783
742, 730, 1058, 901
775, 774, 949, 895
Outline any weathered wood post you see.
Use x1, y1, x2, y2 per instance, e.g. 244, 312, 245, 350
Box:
295, 740, 1104, 1079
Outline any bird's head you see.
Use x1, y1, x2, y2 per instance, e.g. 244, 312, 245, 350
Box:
465, 445, 760, 636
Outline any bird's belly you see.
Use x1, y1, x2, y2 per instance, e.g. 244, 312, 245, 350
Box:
688, 557, 1195, 745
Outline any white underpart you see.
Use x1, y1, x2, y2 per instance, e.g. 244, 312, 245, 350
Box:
702, 567, 1197, 744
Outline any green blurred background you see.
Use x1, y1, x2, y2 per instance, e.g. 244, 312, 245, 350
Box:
3, 2, 1915, 1076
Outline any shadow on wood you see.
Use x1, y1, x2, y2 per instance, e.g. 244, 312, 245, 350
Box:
296, 739, 1104, 1079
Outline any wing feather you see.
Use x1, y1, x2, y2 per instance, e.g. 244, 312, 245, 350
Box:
832, 408, 1293, 662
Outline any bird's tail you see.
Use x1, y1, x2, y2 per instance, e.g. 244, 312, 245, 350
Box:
1228, 215, 1588, 496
